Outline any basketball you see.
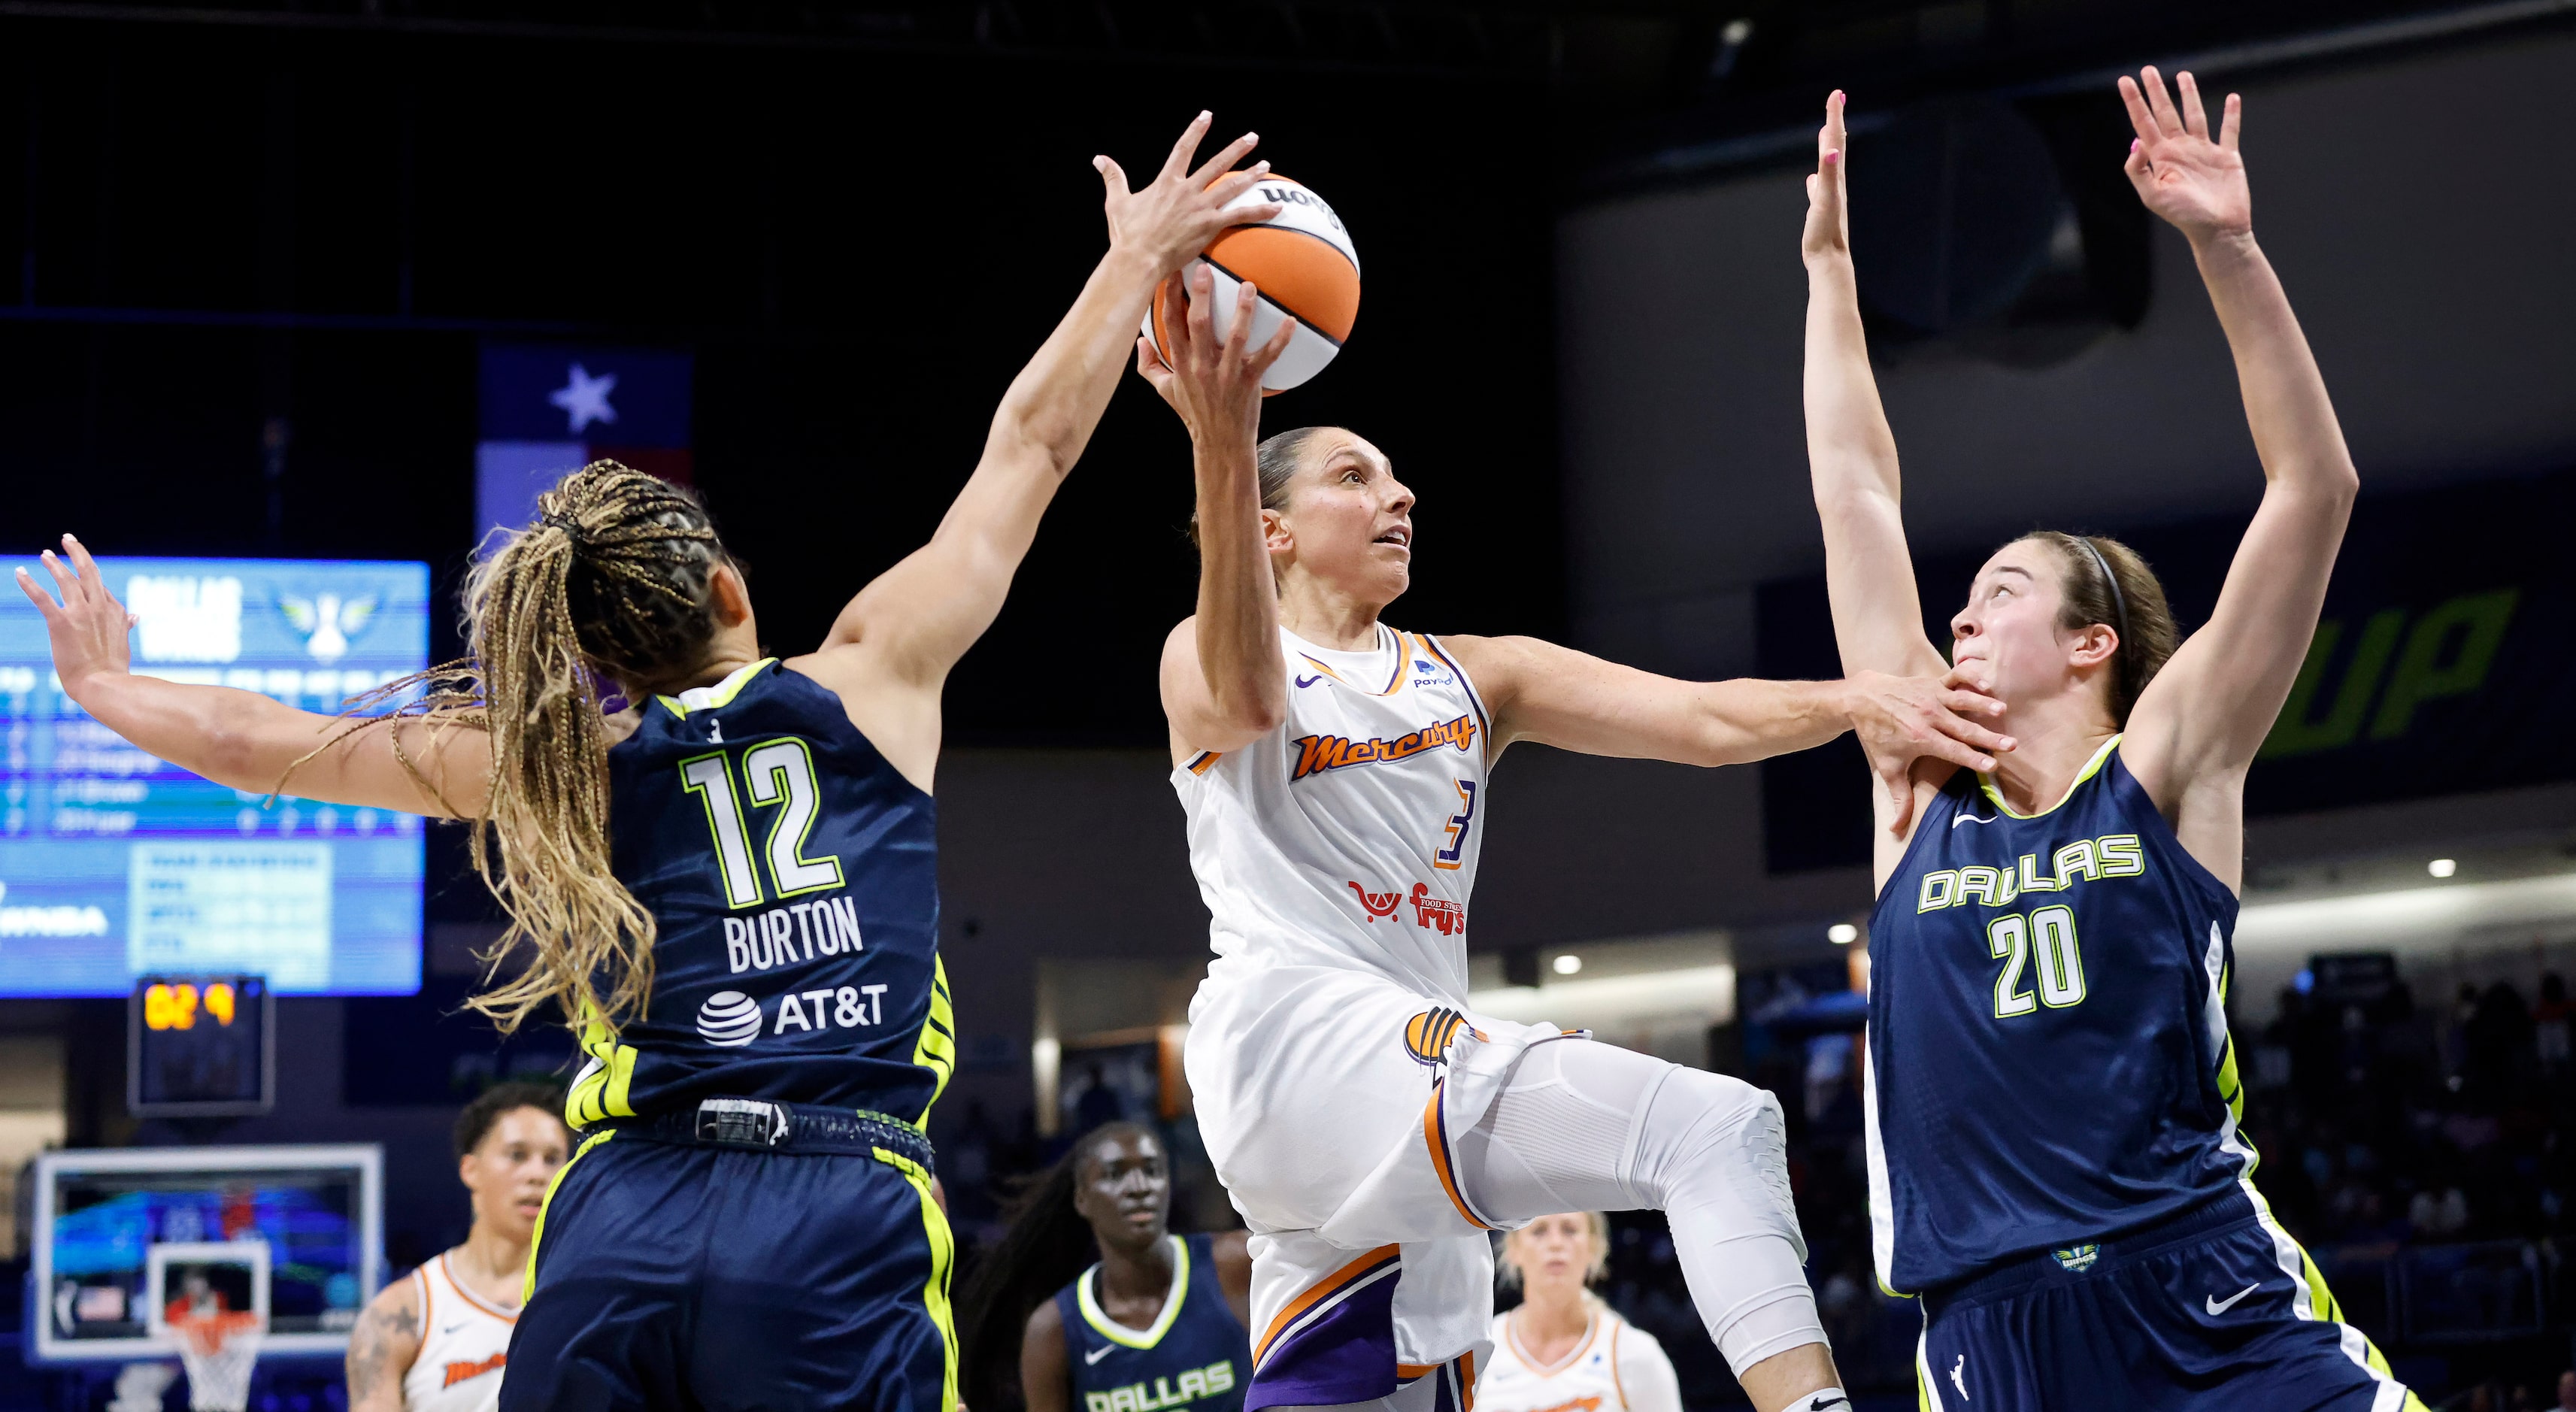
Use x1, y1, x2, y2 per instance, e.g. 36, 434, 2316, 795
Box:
1145, 174, 1359, 393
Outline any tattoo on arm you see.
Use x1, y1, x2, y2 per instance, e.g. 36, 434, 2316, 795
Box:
344, 1289, 420, 1408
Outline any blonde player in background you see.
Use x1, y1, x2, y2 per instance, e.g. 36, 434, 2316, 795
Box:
1483, 1214, 1681, 1412
1134, 263, 2013, 1412
346, 1084, 569, 1412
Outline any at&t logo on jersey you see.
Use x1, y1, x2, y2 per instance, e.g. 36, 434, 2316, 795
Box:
696, 992, 762, 1047
1083, 1359, 1236, 1412
693, 985, 896, 1046
1290, 714, 1477, 781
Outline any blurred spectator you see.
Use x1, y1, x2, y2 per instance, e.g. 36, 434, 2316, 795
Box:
2535, 974, 2573, 1074
2411, 1185, 2470, 1238
2554, 1369, 2576, 1410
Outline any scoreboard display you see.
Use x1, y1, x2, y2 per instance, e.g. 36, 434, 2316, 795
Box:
129, 974, 273, 1117
0, 556, 429, 995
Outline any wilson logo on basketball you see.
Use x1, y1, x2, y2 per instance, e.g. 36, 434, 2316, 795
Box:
1290, 715, 1477, 781
443, 1352, 505, 1388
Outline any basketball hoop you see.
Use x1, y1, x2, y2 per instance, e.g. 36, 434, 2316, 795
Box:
166, 1309, 261, 1412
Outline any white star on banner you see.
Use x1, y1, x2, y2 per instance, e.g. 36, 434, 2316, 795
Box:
549, 362, 620, 435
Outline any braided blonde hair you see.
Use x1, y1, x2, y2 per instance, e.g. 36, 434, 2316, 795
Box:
308, 462, 729, 1038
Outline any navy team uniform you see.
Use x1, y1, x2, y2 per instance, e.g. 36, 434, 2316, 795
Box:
1866, 738, 2423, 1411
1056, 1234, 1251, 1412
502, 659, 959, 1412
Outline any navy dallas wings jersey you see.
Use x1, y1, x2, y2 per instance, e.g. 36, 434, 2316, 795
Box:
565, 658, 955, 1129
1056, 1235, 1250, 1412
1864, 737, 2249, 1295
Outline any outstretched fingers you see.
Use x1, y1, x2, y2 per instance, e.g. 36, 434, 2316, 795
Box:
14, 565, 65, 620
2138, 65, 2184, 136
2218, 91, 2242, 152
1203, 161, 1273, 209
2116, 75, 2156, 147
1188, 131, 1260, 191
1094, 155, 1130, 204
2176, 70, 2209, 139
1157, 111, 1214, 183
1247, 314, 1298, 379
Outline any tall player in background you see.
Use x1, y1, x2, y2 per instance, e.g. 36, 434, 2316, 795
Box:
1802, 75, 2426, 1408
1138, 265, 2017, 1412
346, 1084, 570, 1412
1481, 1214, 1681, 1412
955, 1121, 1252, 1412
17, 113, 1280, 1412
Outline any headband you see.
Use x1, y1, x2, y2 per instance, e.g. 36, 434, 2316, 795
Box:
2077, 535, 2129, 659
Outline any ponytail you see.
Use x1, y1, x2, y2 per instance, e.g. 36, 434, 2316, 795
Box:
303, 462, 728, 1039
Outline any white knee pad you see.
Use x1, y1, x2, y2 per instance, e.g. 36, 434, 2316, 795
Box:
1633, 1067, 1824, 1376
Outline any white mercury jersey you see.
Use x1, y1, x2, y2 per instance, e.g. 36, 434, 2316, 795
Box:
400, 1251, 517, 1412
1176, 624, 1490, 1002
1480, 1302, 1683, 1412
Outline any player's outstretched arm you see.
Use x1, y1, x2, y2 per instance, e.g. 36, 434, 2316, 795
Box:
343, 1275, 423, 1412
1802, 89, 1948, 686
1800, 89, 2001, 847
818, 114, 1283, 689
2114, 70, 2358, 815
1441, 633, 2005, 775
15, 537, 490, 818
1142, 264, 1298, 759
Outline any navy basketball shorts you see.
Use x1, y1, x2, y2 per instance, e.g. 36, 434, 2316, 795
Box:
1914, 1198, 2426, 1412
502, 1123, 956, 1412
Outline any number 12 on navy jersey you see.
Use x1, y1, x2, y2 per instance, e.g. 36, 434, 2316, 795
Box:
677, 741, 847, 908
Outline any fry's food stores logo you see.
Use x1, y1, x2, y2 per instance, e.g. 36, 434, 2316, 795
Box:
1348, 880, 1467, 936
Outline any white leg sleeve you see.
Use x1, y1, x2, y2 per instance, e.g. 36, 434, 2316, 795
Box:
1450, 1038, 1826, 1376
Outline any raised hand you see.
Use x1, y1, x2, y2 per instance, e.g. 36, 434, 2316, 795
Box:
14, 534, 138, 701
1135, 264, 1296, 444
2119, 67, 2249, 244
1096, 114, 1285, 277
1802, 89, 1851, 266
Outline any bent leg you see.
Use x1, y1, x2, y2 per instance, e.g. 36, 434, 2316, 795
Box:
1451, 1039, 1838, 1411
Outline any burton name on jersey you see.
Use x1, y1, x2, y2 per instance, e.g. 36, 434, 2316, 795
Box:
564, 659, 954, 1129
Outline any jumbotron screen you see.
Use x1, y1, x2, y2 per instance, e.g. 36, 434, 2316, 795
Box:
0, 556, 429, 995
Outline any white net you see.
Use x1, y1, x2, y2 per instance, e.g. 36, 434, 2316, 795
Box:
170, 1313, 261, 1412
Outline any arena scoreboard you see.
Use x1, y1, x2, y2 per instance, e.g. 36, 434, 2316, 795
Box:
0, 556, 429, 995
129, 974, 274, 1117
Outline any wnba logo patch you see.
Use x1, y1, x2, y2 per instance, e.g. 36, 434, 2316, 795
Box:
1404, 1008, 1482, 1065
2052, 1244, 2100, 1273
696, 991, 762, 1047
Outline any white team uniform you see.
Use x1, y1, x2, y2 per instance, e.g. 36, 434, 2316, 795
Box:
399, 1251, 517, 1412
1480, 1302, 1683, 1412
1178, 625, 1571, 1409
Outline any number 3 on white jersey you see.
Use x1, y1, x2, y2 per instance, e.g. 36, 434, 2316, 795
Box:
1434, 779, 1478, 871
680, 741, 847, 908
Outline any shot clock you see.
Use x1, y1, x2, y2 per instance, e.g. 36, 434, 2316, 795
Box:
128, 974, 274, 1117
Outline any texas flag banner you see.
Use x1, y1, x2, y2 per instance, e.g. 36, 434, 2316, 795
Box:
475, 343, 693, 541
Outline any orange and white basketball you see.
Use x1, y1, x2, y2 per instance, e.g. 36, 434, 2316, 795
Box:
1146, 174, 1359, 393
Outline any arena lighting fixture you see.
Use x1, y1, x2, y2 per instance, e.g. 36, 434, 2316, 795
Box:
2429, 859, 2459, 878
1552, 954, 1583, 976
1827, 924, 1859, 945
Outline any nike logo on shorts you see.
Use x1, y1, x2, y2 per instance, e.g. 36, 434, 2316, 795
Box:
1084, 1343, 1117, 1366
2206, 1282, 2260, 1315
